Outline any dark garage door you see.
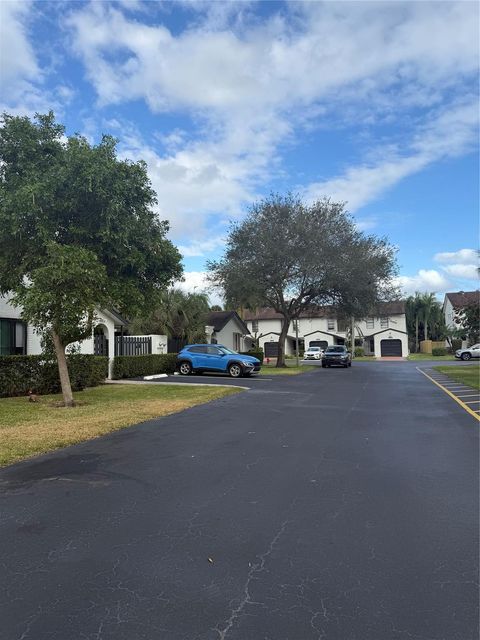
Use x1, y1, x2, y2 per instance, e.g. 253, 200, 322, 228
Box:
309, 340, 328, 350
380, 339, 402, 357
264, 342, 279, 357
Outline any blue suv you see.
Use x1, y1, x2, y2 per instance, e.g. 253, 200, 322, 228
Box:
176, 344, 261, 378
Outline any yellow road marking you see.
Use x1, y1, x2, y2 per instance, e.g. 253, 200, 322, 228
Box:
416, 368, 480, 422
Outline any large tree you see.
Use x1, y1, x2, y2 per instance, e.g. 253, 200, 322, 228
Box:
0, 112, 182, 406
208, 193, 398, 366
453, 302, 480, 345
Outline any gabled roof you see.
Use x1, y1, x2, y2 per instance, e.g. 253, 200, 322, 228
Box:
243, 301, 405, 321
445, 291, 479, 309
206, 311, 250, 335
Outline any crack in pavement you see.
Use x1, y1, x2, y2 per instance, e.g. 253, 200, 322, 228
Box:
213, 519, 290, 639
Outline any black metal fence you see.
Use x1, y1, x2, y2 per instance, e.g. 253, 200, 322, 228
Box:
114, 336, 152, 356
167, 337, 187, 353
94, 334, 109, 357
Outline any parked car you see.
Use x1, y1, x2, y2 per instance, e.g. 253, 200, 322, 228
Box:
322, 345, 352, 368
304, 346, 324, 360
176, 344, 261, 377
455, 344, 480, 361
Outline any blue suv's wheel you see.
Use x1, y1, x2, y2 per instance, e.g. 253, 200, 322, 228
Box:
228, 363, 243, 378
179, 361, 193, 375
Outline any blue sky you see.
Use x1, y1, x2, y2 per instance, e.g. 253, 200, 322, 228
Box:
1, 0, 479, 304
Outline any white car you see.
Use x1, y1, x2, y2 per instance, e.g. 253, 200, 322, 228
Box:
304, 346, 324, 360
455, 344, 480, 361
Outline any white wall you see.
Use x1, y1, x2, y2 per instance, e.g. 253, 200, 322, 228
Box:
373, 330, 409, 357
215, 318, 249, 351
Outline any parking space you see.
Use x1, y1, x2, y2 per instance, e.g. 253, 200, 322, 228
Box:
417, 366, 480, 421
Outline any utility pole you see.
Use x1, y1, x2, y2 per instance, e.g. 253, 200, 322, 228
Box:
351, 316, 355, 359
294, 320, 299, 367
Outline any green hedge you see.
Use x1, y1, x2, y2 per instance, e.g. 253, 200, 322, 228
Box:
240, 349, 264, 362
354, 346, 365, 357
112, 353, 177, 379
0, 355, 108, 398
432, 347, 447, 356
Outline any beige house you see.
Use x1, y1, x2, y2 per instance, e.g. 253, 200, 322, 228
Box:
243, 302, 408, 358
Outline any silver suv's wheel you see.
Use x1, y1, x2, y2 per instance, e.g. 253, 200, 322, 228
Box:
179, 361, 193, 375
461, 352, 472, 361
228, 363, 243, 378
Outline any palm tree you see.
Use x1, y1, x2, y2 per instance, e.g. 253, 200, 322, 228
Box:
418, 293, 439, 342
406, 293, 423, 352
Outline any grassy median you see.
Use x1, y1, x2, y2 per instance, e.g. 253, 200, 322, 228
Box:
261, 364, 316, 375
408, 353, 455, 361
433, 365, 480, 390
0, 384, 242, 467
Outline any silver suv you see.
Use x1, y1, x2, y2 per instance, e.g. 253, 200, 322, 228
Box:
455, 344, 480, 360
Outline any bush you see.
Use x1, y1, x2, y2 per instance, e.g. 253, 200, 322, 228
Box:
354, 347, 365, 357
432, 347, 447, 357
0, 355, 108, 398
240, 349, 264, 362
112, 353, 177, 379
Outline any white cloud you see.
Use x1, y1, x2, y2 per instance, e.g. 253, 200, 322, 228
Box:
0, 2, 38, 88
64, 1, 479, 226
178, 236, 226, 258
442, 264, 479, 280
395, 269, 453, 296
305, 99, 479, 211
432, 248, 479, 282
175, 271, 223, 306
434, 248, 479, 265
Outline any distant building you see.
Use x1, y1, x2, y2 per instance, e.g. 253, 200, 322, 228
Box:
243, 302, 408, 358
443, 290, 480, 347
205, 311, 253, 352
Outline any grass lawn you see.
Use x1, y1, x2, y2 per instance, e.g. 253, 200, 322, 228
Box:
0, 383, 241, 467
408, 353, 455, 361
261, 363, 316, 375
433, 365, 480, 390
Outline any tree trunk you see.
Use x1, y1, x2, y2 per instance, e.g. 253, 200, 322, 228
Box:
415, 316, 419, 352
424, 317, 428, 342
51, 330, 75, 407
276, 316, 290, 368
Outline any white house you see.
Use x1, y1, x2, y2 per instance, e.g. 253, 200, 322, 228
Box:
443, 291, 479, 347
0, 295, 129, 377
243, 302, 408, 358
205, 311, 253, 352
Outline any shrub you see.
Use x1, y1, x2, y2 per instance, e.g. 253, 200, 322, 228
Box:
0, 355, 108, 398
432, 347, 447, 356
112, 353, 177, 379
240, 349, 264, 362
354, 347, 365, 357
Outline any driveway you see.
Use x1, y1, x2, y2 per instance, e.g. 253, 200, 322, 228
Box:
0, 362, 478, 639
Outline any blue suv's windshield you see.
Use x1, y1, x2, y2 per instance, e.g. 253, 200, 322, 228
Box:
218, 347, 237, 355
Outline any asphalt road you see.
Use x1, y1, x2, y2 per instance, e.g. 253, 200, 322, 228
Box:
0, 362, 478, 640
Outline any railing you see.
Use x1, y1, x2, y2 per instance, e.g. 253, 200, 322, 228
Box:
114, 336, 152, 356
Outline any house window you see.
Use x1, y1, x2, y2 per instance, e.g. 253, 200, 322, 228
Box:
337, 319, 348, 332
366, 317, 374, 329
327, 318, 335, 331
233, 332, 242, 351
380, 316, 389, 328
252, 320, 258, 333
0, 319, 26, 355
